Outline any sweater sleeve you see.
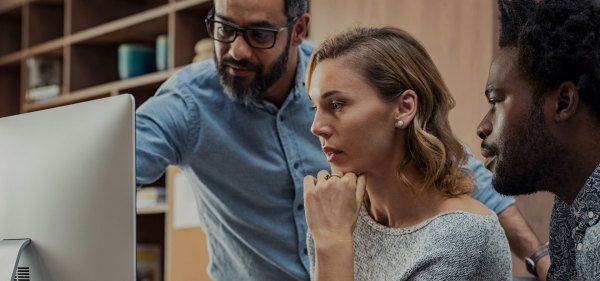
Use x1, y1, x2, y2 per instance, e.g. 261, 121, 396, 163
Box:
405, 214, 513, 281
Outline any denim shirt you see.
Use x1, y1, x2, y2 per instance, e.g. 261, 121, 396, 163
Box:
547, 162, 600, 281
135, 41, 514, 281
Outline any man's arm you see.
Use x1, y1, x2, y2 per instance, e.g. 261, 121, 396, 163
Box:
498, 205, 550, 281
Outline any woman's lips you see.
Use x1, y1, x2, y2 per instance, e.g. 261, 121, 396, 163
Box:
323, 147, 342, 162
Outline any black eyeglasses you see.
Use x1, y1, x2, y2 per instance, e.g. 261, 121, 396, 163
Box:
205, 12, 297, 49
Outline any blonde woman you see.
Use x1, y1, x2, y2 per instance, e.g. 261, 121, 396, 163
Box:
303, 27, 512, 281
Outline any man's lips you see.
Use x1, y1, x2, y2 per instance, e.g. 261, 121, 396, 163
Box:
480, 144, 497, 170
226, 65, 255, 76
483, 155, 496, 170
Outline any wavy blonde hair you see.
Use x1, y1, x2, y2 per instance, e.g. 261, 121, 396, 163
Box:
306, 26, 473, 197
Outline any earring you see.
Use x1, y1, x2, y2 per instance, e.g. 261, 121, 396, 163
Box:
397, 120, 404, 127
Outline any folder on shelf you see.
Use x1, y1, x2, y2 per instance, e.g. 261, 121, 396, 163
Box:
118, 44, 156, 79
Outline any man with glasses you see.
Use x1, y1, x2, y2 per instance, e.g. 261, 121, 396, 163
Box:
136, 0, 548, 280
137, 1, 316, 280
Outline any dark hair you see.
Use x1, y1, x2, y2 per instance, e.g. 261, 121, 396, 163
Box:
499, 0, 600, 121
306, 27, 474, 197
497, 0, 536, 48
284, 0, 308, 20
212, 0, 308, 20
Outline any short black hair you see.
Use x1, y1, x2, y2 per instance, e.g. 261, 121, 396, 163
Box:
497, 0, 536, 48
499, 0, 600, 121
284, 0, 308, 20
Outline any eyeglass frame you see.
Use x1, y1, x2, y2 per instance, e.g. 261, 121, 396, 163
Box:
205, 8, 298, 49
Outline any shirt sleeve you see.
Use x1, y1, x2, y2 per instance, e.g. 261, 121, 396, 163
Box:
135, 82, 197, 185
463, 145, 516, 214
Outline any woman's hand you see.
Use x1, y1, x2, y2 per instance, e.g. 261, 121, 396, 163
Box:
303, 170, 366, 249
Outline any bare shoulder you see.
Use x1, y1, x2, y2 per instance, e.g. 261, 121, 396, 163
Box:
440, 195, 494, 216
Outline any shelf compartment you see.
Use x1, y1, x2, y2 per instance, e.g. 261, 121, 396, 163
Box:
24, 69, 173, 112
27, 1, 64, 47
25, 47, 64, 105
69, 15, 168, 92
173, 1, 212, 67
0, 61, 21, 118
71, 0, 168, 34
0, 5, 22, 57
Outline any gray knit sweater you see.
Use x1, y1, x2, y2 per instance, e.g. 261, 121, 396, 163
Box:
307, 206, 512, 281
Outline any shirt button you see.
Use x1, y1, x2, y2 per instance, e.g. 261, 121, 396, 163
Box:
293, 162, 299, 169
588, 211, 595, 218
297, 204, 303, 211
577, 243, 583, 251
304, 248, 308, 254
279, 115, 285, 121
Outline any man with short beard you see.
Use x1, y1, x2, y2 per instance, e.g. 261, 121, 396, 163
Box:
478, 0, 600, 280
135, 0, 547, 280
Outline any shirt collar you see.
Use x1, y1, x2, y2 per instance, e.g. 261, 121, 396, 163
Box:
570, 161, 600, 225
252, 44, 309, 111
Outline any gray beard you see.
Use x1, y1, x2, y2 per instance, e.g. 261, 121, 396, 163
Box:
216, 34, 292, 105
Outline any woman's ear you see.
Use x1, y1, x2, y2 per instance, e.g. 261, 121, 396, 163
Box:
394, 90, 417, 128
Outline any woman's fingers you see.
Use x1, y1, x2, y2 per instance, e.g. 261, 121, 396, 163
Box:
355, 174, 366, 207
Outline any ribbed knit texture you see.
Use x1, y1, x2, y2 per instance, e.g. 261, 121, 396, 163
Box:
307, 206, 512, 280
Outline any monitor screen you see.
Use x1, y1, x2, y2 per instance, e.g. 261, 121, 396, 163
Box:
0, 95, 136, 281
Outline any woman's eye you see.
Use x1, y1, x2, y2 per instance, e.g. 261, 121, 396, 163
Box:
331, 102, 343, 111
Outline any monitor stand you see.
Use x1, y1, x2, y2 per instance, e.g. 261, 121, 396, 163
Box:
0, 239, 31, 281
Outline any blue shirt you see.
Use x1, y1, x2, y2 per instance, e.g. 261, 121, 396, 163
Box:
547, 162, 600, 281
135, 41, 514, 281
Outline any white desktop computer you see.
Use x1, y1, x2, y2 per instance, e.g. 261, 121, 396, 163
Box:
0, 95, 136, 281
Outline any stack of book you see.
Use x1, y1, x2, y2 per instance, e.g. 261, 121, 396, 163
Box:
26, 56, 62, 103
136, 186, 166, 209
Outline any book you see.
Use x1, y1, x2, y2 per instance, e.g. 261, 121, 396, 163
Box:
26, 84, 60, 102
136, 186, 166, 209
137, 244, 162, 281
26, 56, 62, 102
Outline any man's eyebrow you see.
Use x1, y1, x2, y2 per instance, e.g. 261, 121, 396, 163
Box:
215, 14, 277, 28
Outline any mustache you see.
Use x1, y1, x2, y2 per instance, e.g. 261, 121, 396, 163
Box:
480, 141, 498, 155
220, 56, 260, 71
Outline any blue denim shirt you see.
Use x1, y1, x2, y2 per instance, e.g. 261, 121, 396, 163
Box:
135, 41, 514, 281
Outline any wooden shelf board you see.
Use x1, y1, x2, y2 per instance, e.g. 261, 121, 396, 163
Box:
25, 37, 64, 57
137, 203, 169, 215
23, 70, 173, 112
0, 50, 22, 66
29, 0, 64, 4
172, 0, 212, 12
0, 0, 23, 14
69, 4, 171, 45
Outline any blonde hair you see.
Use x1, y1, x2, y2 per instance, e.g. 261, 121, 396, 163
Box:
306, 26, 473, 197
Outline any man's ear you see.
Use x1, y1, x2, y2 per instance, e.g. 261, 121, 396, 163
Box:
291, 13, 310, 46
394, 90, 417, 127
552, 81, 579, 122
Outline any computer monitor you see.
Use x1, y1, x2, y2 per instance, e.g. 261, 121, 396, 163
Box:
0, 95, 136, 281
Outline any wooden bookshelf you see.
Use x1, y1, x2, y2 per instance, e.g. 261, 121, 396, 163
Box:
0, 0, 212, 117
0, 0, 214, 280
